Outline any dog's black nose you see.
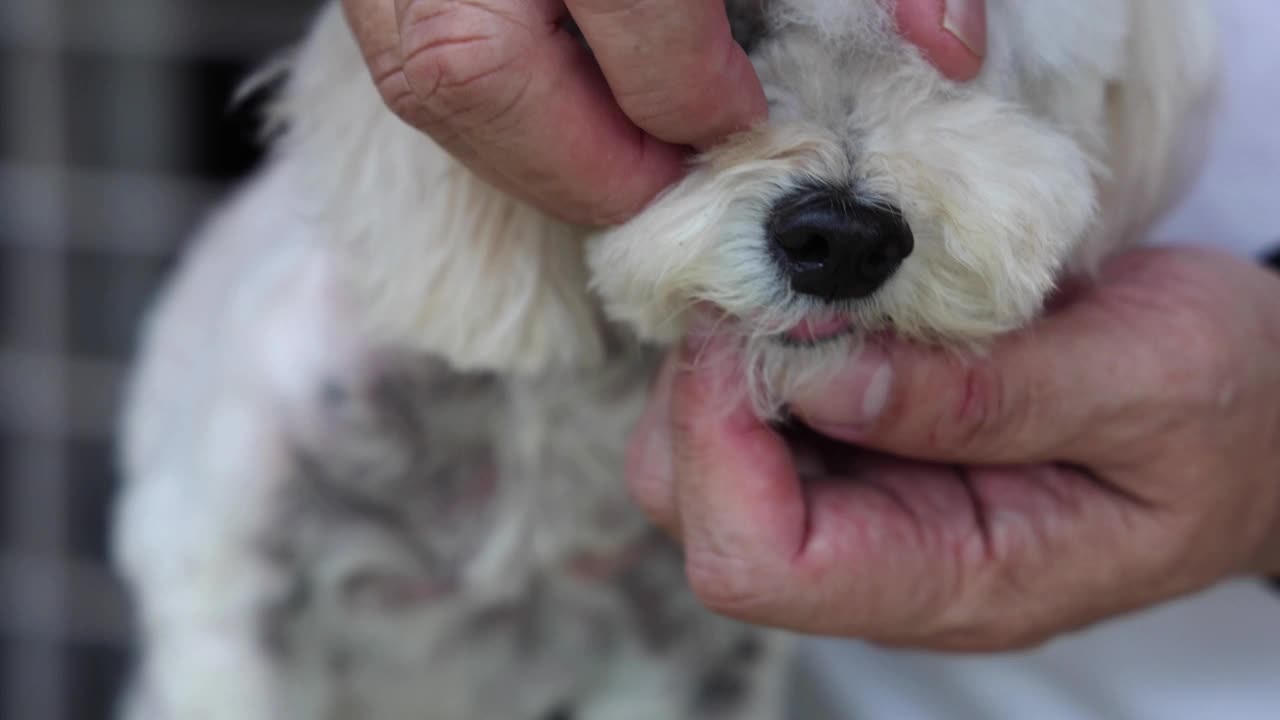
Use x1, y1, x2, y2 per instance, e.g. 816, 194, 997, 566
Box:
767, 189, 914, 301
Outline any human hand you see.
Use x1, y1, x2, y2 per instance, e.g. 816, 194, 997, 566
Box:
627, 247, 1280, 650
341, 0, 987, 225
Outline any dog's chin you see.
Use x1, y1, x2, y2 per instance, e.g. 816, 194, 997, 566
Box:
692, 310, 868, 422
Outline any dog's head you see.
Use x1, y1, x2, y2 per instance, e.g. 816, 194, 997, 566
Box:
286, 1, 1215, 394
587, 0, 1216, 369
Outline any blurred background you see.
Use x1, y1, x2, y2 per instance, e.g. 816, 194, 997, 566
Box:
1, 1, 320, 717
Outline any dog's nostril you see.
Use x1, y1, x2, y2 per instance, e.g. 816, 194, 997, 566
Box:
767, 188, 914, 301
775, 230, 830, 270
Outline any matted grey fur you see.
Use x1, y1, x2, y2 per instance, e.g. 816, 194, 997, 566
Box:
113, 1, 1217, 719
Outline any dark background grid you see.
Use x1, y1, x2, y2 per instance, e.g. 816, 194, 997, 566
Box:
0, 1, 321, 718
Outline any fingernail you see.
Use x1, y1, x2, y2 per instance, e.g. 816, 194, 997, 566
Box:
943, 0, 987, 59
795, 344, 893, 431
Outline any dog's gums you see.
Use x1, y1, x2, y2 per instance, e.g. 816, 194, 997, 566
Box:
781, 314, 855, 344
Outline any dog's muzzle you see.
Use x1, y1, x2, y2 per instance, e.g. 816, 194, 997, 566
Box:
767, 186, 914, 301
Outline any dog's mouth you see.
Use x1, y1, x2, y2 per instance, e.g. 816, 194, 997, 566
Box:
777, 314, 855, 345
709, 307, 857, 347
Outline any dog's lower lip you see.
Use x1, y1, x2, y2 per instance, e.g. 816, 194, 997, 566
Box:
784, 315, 853, 343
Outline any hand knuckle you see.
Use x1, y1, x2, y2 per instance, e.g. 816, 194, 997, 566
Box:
936, 362, 1014, 452
375, 74, 425, 127
684, 546, 773, 620
360, 46, 410, 114
1152, 306, 1236, 410
398, 2, 529, 121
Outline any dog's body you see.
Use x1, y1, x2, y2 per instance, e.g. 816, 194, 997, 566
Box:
114, 2, 1217, 718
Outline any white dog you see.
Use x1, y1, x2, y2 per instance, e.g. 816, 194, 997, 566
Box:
113, 1, 1217, 718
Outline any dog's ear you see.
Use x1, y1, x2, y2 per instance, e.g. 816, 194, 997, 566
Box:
1096, 0, 1218, 248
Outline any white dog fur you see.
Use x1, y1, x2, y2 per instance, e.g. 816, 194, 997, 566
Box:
114, 1, 1217, 718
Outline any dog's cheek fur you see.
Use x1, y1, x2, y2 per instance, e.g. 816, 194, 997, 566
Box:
854, 80, 1097, 340
589, 55, 1098, 349
592, 0, 1217, 354
586, 125, 853, 343
271, 5, 606, 376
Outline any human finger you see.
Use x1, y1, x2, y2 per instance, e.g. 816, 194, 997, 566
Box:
565, 0, 768, 148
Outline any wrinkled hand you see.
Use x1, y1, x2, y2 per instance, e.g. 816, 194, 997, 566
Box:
628, 247, 1280, 650
341, 0, 986, 225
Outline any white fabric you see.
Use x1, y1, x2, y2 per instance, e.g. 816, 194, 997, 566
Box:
809, 1, 1280, 717
1156, 0, 1280, 257
806, 581, 1280, 720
